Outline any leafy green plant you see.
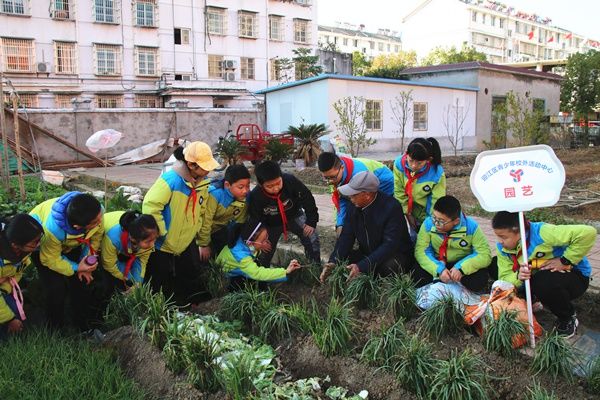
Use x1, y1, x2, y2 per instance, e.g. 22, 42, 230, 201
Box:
288, 300, 319, 333
289, 261, 322, 287
381, 272, 418, 319
219, 350, 261, 399
263, 140, 293, 164
312, 297, 356, 357
428, 349, 488, 400
531, 330, 578, 381
162, 317, 192, 374
393, 333, 439, 398
0, 176, 66, 216
587, 355, 600, 394
215, 136, 245, 167
105, 188, 141, 212
205, 259, 228, 298
483, 310, 526, 358
328, 262, 350, 299
183, 333, 222, 392
361, 319, 406, 368
288, 122, 329, 167
417, 295, 464, 340
525, 381, 558, 400
259, 304, 298, 342
344, 272, 380, 310
219, 285, 276, 332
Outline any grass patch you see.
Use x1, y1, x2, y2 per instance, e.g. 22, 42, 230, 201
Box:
525, 381, 558, 400
328, 262, 350, 299
417, 295, 464, 340
0, 176, 67, 215
587, 355, 600, 394
393, 333, 439, 398
259, 303, 298, 342
361, 319, 406, 369
219, 284, 276, 331
483, 310, 526, 358
531, 331, 578, 381
205, 259, 228, 298
428, 348, 488, 400
380, 272, 418, 319
0, 329, 146, 400
344, 272, 380, 310
312, 297, 356, 357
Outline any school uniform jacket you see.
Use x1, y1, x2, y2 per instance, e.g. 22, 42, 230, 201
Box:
393, 155, 446, 226
415, 214, 492, 278
30, 192, 104, 277
142, 161, 210, 255
496, 222, 597, 287
216, 238, 287, 282
197, 181, 247, 247
0, 254, 31, 323
100, 211, 153, 284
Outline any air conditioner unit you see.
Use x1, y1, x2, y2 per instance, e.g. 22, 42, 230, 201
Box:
37, 62, 49, 73
224, 59, 237, 69
224, 72, 236, 81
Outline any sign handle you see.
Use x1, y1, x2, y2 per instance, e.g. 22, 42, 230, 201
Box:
519, 211, 536, 348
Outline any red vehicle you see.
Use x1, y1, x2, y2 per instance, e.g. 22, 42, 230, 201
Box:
235, 124, 294, 163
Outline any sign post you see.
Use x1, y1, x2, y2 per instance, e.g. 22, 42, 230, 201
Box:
470, 145, 566, 348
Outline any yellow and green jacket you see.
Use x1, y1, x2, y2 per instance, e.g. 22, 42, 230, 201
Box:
142, 162, 210, 255
393, 155, 446, 226
496, 222, 597, 287
415, 214, 491, 278
0, 255, 31, 323
100, 211, 153, 284
216, 238, 287, 282
30, 192, 104, 277
197, 181, 247, 247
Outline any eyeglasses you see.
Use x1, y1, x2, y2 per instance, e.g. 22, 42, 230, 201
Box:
322, 166, 342, 183
432, 217, 454, 227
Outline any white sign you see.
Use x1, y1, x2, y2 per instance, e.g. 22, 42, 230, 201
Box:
470, 145, 565, 212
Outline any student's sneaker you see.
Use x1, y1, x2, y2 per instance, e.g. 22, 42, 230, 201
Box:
554, 315, 579, 339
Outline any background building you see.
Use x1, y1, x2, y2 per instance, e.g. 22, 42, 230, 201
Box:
402, 0, 598, 64
0, 0, 317, 109
318, 23, 402, 59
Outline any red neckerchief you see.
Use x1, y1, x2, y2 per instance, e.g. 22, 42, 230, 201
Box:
510, 220, 530, 272
76, 237, 96, 255
262, 189, 289, 240
400, 154, 431, 215
438, 234, 450, 263
332, 157, 354, 212
185, 186, 198, 219
120, 231, 136, 282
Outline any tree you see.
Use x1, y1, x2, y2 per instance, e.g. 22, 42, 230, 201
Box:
421, 43, 488, 66
442, 98, 471, 156
364, 51, 417, 79
390, 90, 413, 152
496, 91, 547, 148
352, 51, 371, 76
292, 48, 323, 81
319, 41, 339, 53
560, 50, 600, 147
288, 122, 329, 167
273, 57, 294, 83
332, 96, 376, 157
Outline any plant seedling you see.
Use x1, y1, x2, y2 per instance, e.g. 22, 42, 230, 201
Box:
483, 310, 526, 358
417, 294, 464, 340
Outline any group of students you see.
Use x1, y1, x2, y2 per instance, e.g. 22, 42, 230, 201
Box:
0, 137, 596, 340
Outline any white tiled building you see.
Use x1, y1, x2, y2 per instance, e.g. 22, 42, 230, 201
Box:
318, 23, 402, 59
0, 0, 317, 109
402, 0, 598, 64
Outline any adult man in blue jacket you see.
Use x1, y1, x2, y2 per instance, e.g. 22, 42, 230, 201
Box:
320, 171, 415, 282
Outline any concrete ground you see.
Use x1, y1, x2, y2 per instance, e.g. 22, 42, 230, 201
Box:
68, 163, 600, 290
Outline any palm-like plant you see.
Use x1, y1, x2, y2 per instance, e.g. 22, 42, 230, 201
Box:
287, 123, 329, 167
264, 140, 294, 164
214, 136, 245, 168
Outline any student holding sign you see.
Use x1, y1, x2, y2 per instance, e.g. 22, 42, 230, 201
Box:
491, 211, 597, 338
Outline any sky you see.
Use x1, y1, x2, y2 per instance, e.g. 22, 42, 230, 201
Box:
318, 0, 600, 40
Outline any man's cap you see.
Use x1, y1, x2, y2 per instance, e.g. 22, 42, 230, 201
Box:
338, 171, 379, 196
183, 141, 220, 171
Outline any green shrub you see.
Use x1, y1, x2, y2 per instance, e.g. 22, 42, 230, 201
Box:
483, 310, 526, 358
264, 140, 293, 164
525, 381, 558, 400
205, 260, 228, 298
361, 319, 406, 369
328, 262, 350, 299
0, 176, 66, 216
0, 329, 146, 400
531, 331, 578, 381
417, 295, 464, 340
393, 333, 439, 398
289, 261, 322, 287
259, 304, 298, 342
380, 272, 418, 319
344, 272, 380, 309
428, 349, 488, 400
162, 317, 192, 374
587, 355, 600, 394
312, 297, 355, 357
105, 188, 141, 212
219, 285, 276, 333
183, 333, 221, 392
219, 350, 262, 399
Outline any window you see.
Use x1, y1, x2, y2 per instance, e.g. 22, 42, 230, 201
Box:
3, 93, 37, 107
96, 94, 123, 108
134, 0, 156, 27
394, 45, 399, 52
238, 10, 257, 38
208, 55, 223, 78
413, 102, 428, 131
353, 39, 358, 47
365, 100, 382, 130
369, 41, 374, 50
174, 74, 191, 81
293, 18, 310, 44
270, 58, 281, 81
472, 11, 477, 22
135, 94, 158, 107
51, 0, 72, 19
174, 28, 190, 45
294, 0, 311, 4
378, 42, 384, 51
268, 15, 284, 41
491, 16, 495, 26
207, 7, 226, 35
1, 0, 27, 14
491, 96, 506, 138
324, 35, 329, 43
55, 94, 74, 108
240, 57, 255, 80
482, 14, 486, 24
94, 0, 119, 23
94, 44, 121, 75
1, 38, 34, 72
343, 38, 348, 46
533, 98, 546, 113
499, 19, 504, 29
135, 46, 158, 76
54, 41, 77, 74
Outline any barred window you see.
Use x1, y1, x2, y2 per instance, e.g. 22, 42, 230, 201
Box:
51, 0, 71, 19
134, 0, 156, 27
270, 58, 280, 81
54, 41, 77, 74
413, 102, 428, 131
96, 94, 123, 108
135, 46, 158, 76
1, 38, 35, 72
240, 57, 254, 80
269, 15, 284, 41
293, 18, 310, 44
1, 0, 27, 14
174, 28, 190, 45
135, 94, 158, 107
238, 10, 257, 38
94, 0, 118, 23
55, 94, 75, 108
207, 7, 226, 35
94, 44, 121, 75
208, 55, 223, 78
365, 100, 382, 130
4, 93, 37, 107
